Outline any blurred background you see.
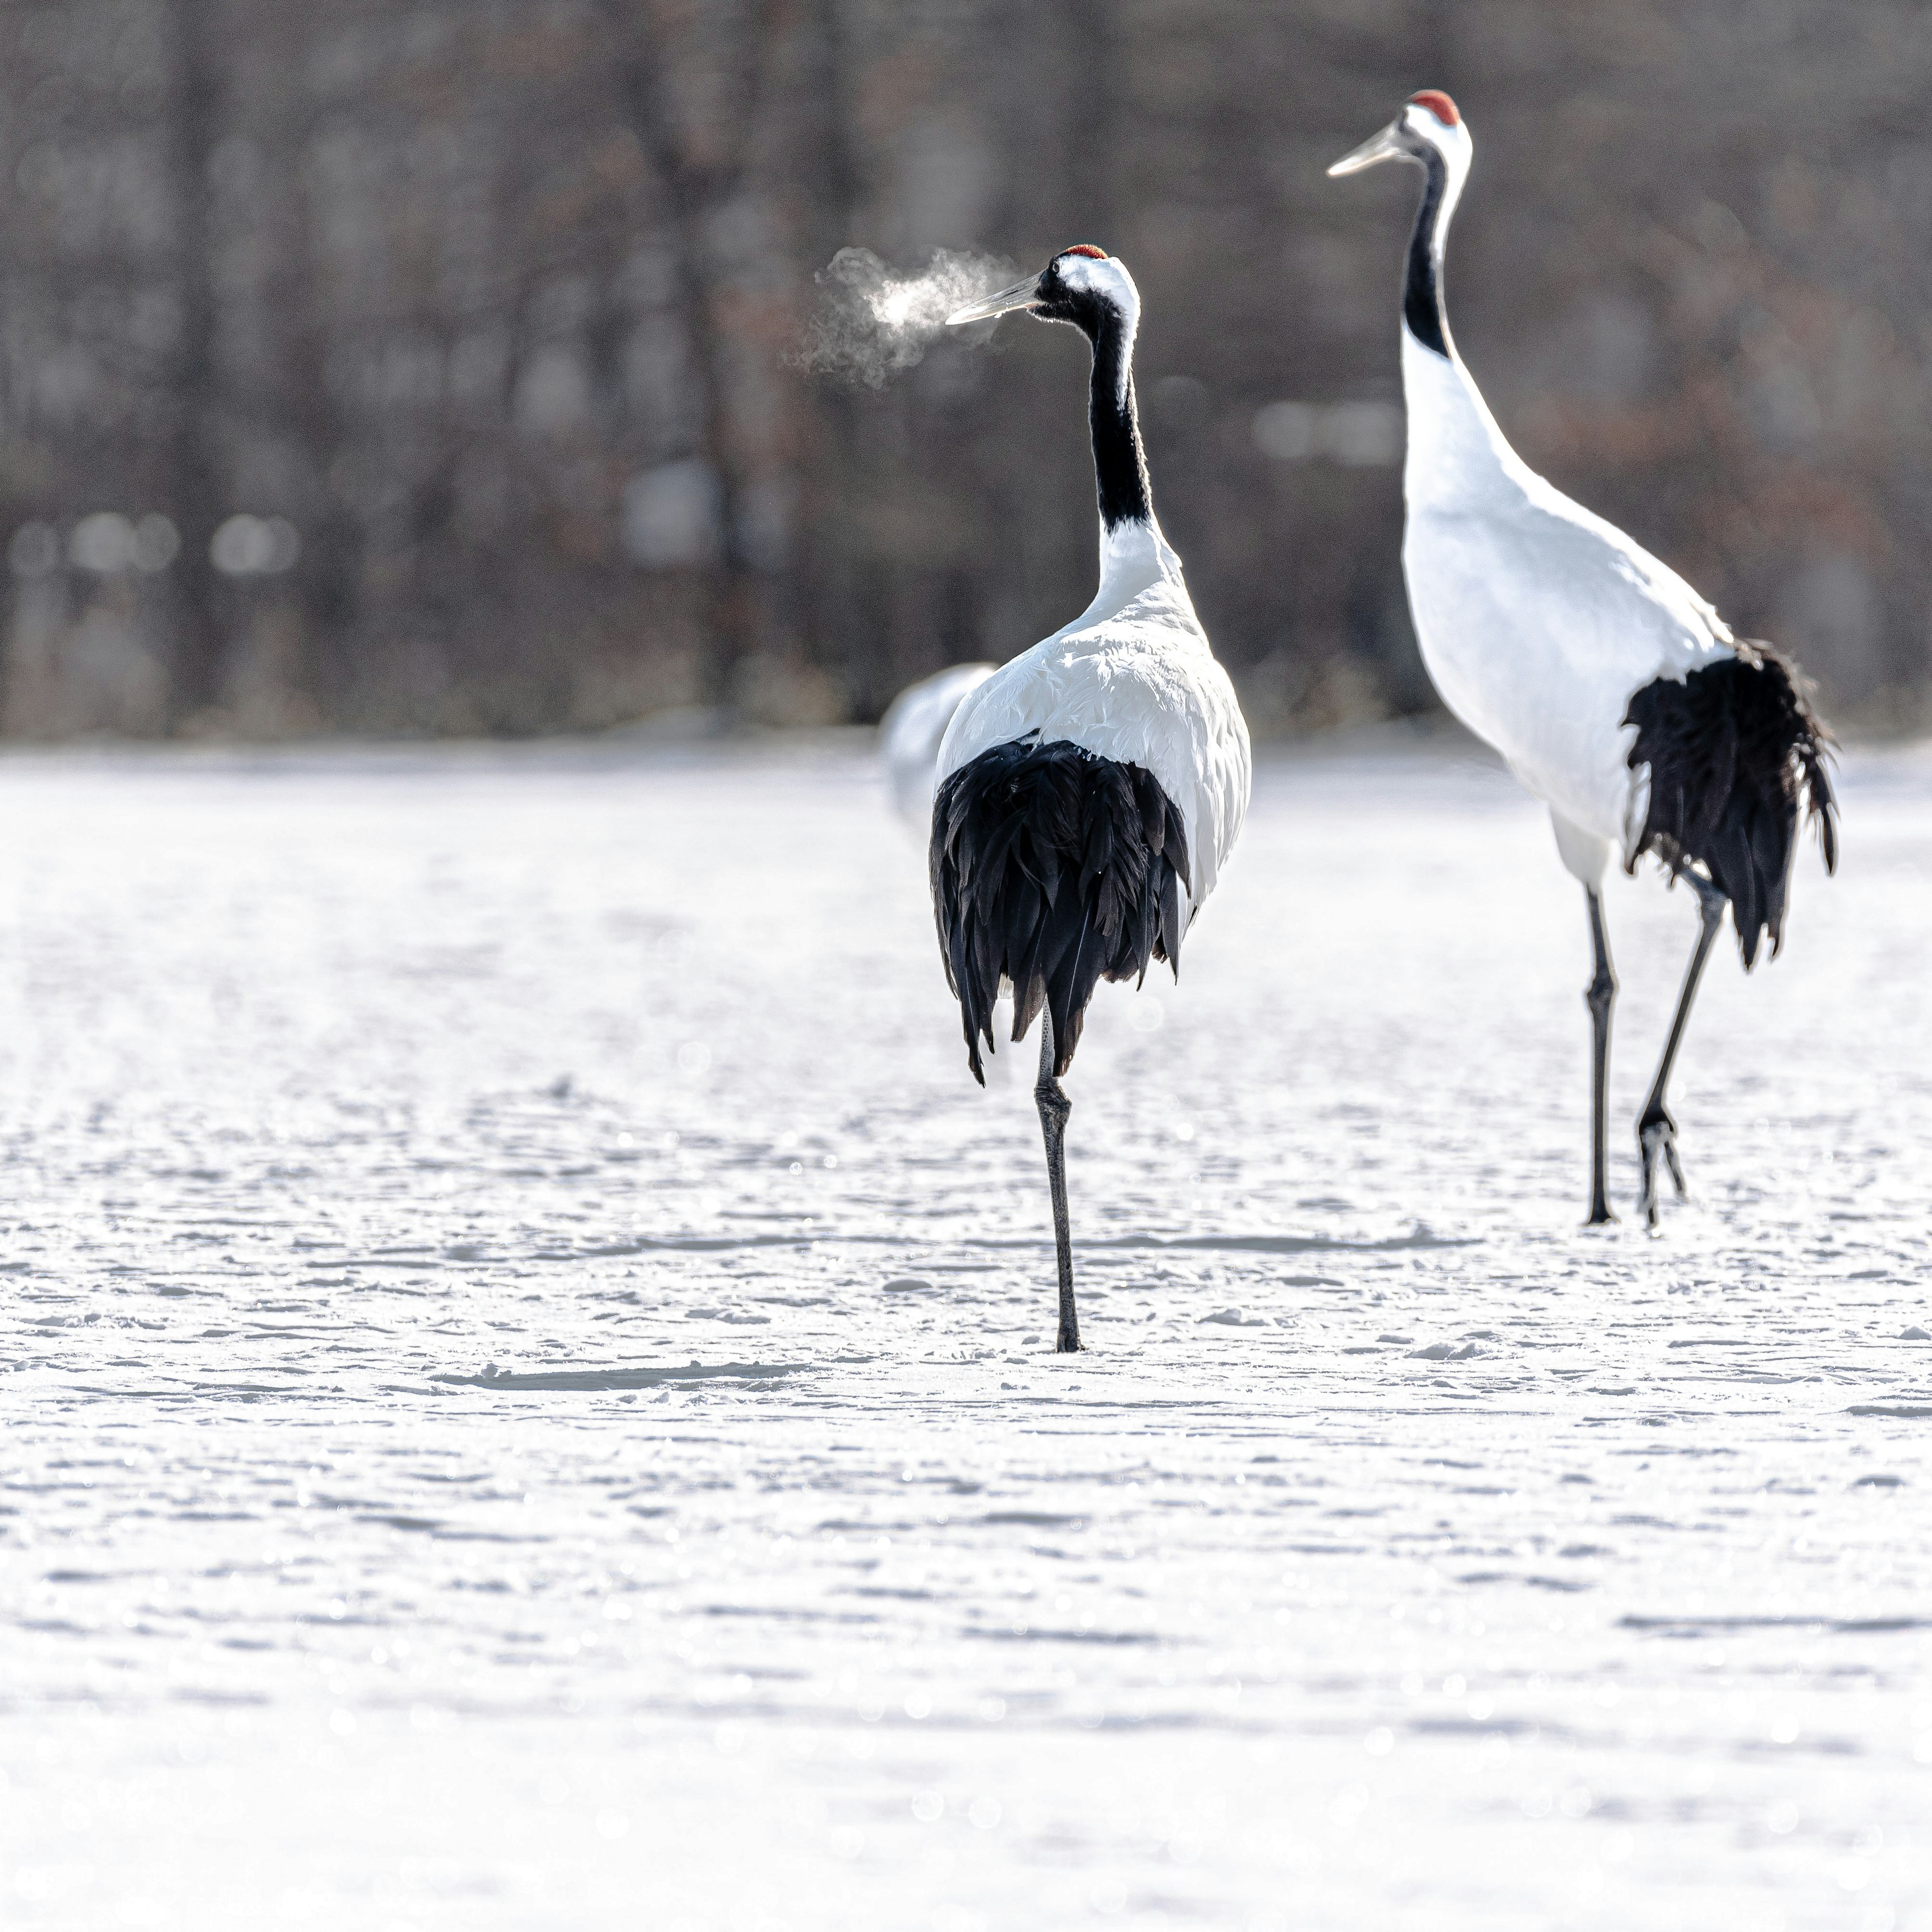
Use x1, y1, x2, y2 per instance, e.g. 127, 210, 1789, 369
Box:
1, 0, 1927, 741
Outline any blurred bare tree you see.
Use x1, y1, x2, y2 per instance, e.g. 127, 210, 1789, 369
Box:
606, 0, 776, 710
162, 0, 225, 725
0, 0, 1928, 739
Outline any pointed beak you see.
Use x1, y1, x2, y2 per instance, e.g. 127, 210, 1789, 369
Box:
1327, 122, 1408, 177
944, 275, 1043, 327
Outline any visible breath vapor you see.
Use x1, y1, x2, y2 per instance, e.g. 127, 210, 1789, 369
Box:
796, 247, 1021, 388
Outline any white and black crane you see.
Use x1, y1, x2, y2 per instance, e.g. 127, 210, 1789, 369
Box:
1331, 92, 1837, 1229
879, 663, 995, 825
933, 247, 1251, 1348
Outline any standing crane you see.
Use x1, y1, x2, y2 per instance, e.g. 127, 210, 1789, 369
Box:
933, 247, 1251, 1347
1331, 93, 1837, 1228
879, 663, 995, 826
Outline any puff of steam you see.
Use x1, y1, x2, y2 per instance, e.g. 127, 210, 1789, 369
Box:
797, 247, 1021, 389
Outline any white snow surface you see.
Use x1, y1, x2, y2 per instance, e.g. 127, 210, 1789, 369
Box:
0, 734, 1926, 1931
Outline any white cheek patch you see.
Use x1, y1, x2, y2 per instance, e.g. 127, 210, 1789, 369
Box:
1405, 108, 1473, 172
1058, 254, 1139, 310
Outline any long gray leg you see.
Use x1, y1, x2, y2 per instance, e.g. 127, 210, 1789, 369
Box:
1583, 886, 1617, 1227
1034, 1006, 1080, 1352
1637, 868, 1727, 1231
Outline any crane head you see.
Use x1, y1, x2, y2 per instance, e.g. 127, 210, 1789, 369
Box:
1327, 91, 1471, 179
944, 247, 1140, 337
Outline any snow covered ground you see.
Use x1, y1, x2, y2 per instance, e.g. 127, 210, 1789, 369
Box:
0, 732, 1926, 1931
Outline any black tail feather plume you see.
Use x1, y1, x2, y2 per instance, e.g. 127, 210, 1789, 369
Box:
1623, 642, 1838, 969
931, 736, 1190, 1082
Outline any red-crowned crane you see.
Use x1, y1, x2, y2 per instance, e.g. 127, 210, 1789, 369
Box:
879, 664, 994, 826
1330, 92, 1837, 1229
932, 246, 1251, 1348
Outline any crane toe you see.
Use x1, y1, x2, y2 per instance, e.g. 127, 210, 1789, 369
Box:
1637, 1107, 1688, 1231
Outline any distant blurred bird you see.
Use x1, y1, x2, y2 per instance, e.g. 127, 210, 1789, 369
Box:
933, 247, 1251, 1350
878, 663, 995, 825
1331, 92, 1837, 1229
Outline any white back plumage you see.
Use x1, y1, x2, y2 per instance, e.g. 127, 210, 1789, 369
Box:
879, 663, 995, 825
936, 518, 1250, 918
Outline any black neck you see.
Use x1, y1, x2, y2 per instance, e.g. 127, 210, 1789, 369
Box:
1086, 311, 1153, 531
1403, 146, 1452, 358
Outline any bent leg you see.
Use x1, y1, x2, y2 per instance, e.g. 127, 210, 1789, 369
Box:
1034, 1007, 1080, 1352
1637, 868, 1727, 1231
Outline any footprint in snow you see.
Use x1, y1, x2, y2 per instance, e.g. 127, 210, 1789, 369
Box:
1408, 1341, 1480, 1361
1199, 1309, 1268, 1328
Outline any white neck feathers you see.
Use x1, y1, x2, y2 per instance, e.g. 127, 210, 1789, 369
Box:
1082, 514, 1187, 629
1400, 330, 1538, 511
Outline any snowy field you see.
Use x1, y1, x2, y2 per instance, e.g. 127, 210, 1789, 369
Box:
1, 731, 1926, 1931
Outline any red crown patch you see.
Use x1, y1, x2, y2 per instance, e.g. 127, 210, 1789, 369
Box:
1060, 244, 1108, 259
1407, 90, 1460, 126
